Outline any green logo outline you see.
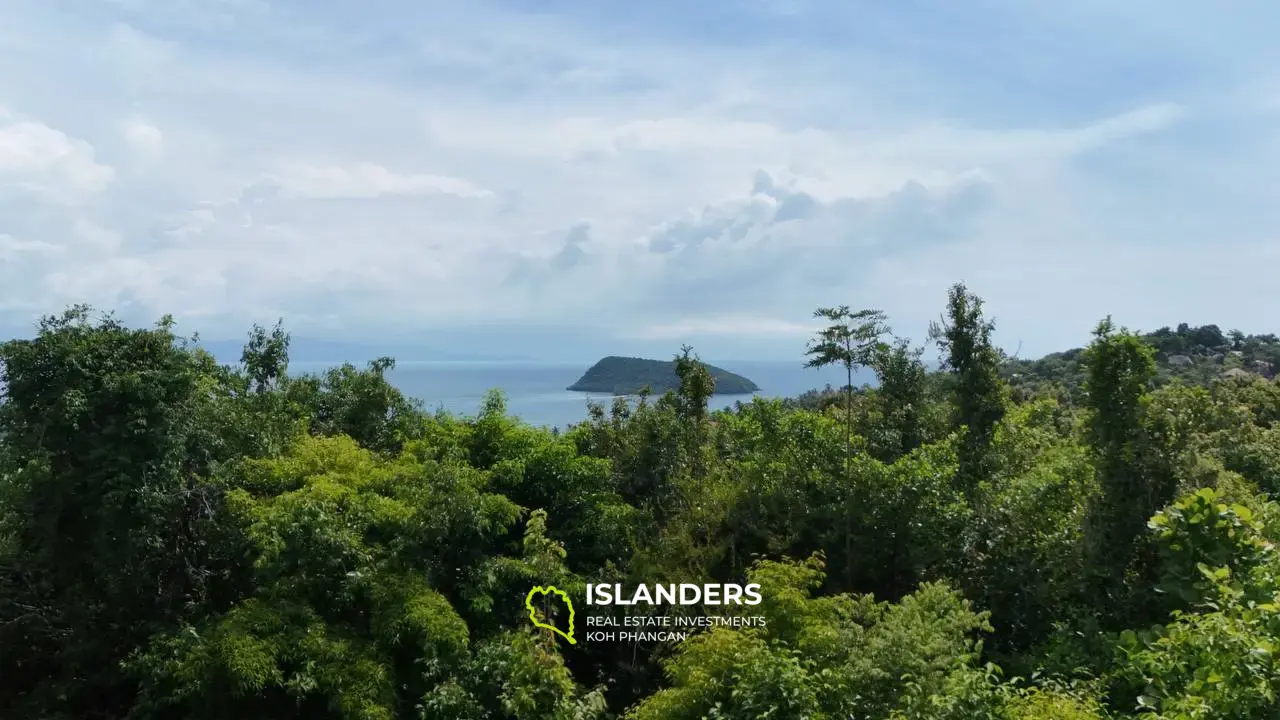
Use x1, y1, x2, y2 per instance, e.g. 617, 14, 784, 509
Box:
525, 585, 576, 644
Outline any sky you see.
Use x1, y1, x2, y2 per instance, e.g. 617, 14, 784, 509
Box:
2, 0, 1279, 361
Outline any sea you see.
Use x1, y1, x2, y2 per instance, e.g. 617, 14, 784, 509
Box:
288, 360, 868, 430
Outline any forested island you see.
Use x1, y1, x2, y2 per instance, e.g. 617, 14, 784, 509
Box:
567, 355, 760, 395
3, 285, 1280, 719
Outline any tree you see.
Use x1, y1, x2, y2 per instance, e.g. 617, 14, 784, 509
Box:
1114, 488, 1280, 718
929, 283, 1007, 494
805, 306, 889, 475
1080, 316, 1158, 609
283, 356, 420, 455
625, 557, 1002, 720
241, 320, 290, 393
871, 337, 929, 460
0, 308, 247, 718
10, 297, 1280, 719
804, 307, 889, 594
673, 346, 716, 478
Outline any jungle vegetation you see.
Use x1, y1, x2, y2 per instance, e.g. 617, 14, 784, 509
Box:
3, 283, 1280, 719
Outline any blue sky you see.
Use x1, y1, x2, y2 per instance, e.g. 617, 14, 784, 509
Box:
2, 0, 1278, 361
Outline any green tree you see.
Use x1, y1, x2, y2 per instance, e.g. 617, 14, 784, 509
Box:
929, 283, 1008, 494
1080, 316, 1158, 606
1113, 489, 1280, 719
805, 306, 889, 474
673, 345, 716, 478
0, 308, 272, 718
241, 320, 290, 393
626, 556, 1001, 720
805, 306, 889, 591
8, 298, 1280, 719
284, 357, 421, 455
872, 337, 930, 461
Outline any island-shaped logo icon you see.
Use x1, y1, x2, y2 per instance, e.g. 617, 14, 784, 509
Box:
525, 585, 576, 644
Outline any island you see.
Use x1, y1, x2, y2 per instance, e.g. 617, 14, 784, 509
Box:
567, 356, 761, 395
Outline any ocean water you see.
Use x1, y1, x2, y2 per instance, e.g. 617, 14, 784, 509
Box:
290, 360, 868, 429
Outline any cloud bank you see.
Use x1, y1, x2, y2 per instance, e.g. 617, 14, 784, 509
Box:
2, 0, 1278, 358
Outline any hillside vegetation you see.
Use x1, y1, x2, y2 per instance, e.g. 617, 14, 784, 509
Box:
1003, 322, 1279, 402
789, 321, 1280, 414
3, 287, 1280, 719
567, 354, 760, 395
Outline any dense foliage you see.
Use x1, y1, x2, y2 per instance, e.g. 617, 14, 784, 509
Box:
3, 286, 1280, 719
1004, 322, 1279, 403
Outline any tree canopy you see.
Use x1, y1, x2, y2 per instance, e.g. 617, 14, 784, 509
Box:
3, 288, 1280, 719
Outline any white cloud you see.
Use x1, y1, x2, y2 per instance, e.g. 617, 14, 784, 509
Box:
266, 162, 494, 200
0, 110, 115, 196
632, 316, 823, 340
72, 218, 124, 252
0, 233, 61, 261
120, 116, 164, 158
0, 0, 1277, 356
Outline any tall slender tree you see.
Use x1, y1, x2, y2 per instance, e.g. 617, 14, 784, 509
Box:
1081, 316, 1159, 607
805, 306, 889, 475
806, 307, 889, 589
673, 345, 716, 478
929, 283, 1007, 494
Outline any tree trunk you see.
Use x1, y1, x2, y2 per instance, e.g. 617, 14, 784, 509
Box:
844, 360, 853, 475
845, 360, 854, 587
